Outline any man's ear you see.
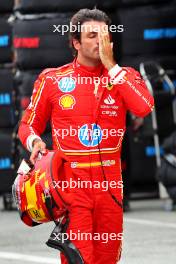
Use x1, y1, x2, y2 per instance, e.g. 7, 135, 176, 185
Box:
72, 38, 81, 51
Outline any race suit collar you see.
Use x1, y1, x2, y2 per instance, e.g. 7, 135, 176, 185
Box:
73, 58, 104, 77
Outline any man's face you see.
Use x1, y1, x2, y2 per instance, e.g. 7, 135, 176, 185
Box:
73, 20, 108, 62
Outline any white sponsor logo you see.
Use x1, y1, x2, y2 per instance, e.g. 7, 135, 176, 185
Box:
102, 110, 117, 117
104, 95, 115, 105
100, 105, 119, 110
102, 160, 116, 166
71, 162, 78, 168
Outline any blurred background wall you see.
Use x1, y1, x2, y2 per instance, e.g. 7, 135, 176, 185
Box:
0, 0, 176, 209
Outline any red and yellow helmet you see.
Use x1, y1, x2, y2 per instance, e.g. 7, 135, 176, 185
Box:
12, 150, 72, 226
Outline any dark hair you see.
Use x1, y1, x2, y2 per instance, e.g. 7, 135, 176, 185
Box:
69, 8, 111, 54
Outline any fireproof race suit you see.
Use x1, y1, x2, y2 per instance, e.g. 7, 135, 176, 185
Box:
18, 59, 154, 264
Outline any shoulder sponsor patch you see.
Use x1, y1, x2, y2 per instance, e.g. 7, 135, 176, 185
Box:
58, 77, 76, 92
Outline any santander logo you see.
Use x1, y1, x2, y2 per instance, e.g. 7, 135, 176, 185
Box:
104, 95, 115, 105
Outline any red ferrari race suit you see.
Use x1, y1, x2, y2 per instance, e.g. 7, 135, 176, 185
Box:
18, 59, 154, 264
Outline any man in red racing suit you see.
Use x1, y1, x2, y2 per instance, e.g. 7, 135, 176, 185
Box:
18, 9, 154, 264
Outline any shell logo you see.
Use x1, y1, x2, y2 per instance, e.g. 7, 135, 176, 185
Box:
59, 94, 76, 110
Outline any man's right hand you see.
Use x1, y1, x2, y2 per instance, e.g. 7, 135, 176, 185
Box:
30, 139, 47, 164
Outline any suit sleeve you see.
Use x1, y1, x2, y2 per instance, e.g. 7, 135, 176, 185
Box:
109, 65, 154, 117
18, 72, 52, 151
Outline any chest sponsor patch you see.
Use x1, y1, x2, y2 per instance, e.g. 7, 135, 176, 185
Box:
78, 123, 102, 147
102, 110, 117, 117
59, 94, 76, 110
104, 95, 115, 105
58, 77, 76, 92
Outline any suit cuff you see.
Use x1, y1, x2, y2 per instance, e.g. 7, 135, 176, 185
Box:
26, 135, 41, 152
109, 64, 127, 85
109, 64, 122, 79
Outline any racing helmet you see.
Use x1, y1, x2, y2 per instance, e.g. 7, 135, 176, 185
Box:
12, 150, 72, 226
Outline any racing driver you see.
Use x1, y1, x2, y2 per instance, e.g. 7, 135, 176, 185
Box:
18, 8, 154, 264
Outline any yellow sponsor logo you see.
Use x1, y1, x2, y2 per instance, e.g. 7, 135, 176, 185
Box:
59, 94, 76, 110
